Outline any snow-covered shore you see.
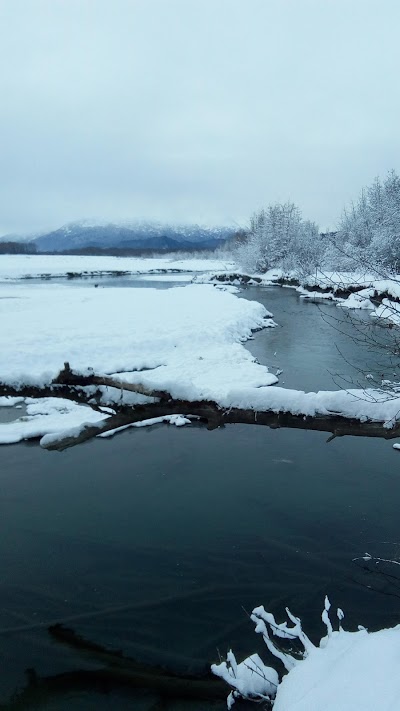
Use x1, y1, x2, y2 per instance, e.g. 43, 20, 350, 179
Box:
0, 283, 275, 389
0, 281, 277, 443
196, 267, 400, 324
213, 599, 400, 711
0, 254, 235, 281
4, 256, 400, 325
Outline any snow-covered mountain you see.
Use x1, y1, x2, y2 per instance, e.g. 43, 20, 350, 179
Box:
32, 219, 234, 253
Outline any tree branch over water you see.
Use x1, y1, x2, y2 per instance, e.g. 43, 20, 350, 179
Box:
1, 363, 399, 451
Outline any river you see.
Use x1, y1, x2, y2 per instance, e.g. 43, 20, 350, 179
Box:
0, 280, 399, 709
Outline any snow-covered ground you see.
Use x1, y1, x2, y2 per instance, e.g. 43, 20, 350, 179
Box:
301, 270, 400, 299
0, 254, 235, 281
299, 272, 400, 326
0, 283, 275, 389
0, 282, 277, 443
213, 599, 400, 711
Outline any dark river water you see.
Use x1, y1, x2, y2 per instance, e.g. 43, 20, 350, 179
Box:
1, 280, 400, 710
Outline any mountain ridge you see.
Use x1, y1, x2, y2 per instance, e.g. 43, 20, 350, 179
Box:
24, 219, 235, 252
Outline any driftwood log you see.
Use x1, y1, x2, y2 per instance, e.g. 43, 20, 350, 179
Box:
1, 362, 399, 451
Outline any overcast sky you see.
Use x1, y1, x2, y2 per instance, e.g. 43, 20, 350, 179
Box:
0, 0, 399, 235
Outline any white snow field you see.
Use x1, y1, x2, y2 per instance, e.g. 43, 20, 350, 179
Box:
0, 254, 235, 281
213, 599, 400, 711
0, 283, 275, 388
0, 282, 277, 443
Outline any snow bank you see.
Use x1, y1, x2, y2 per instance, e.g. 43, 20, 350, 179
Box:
0, 398, 108, 445
0, 283, 276, 392
0, 283, 277, 443
0, 254, 236, 281
297, 288, 342, 303
297, 271, 400, 317
299, 272, 400, 323
136, 273, 194, 282
301, 271, 378, 292
371, 298, 400, 325
0, 396, 24, 407
214, 599, 400, 711
192, 268, 283, 287
198, 267, 400, 326
221, 385, 400, 427
338, 288, 375, 309
273, 623, 400, 711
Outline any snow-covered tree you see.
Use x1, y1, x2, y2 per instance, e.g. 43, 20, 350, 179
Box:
333, 170, 400, 271
235, 202, 322, 275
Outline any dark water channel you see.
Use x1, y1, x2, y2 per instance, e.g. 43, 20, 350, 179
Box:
1, 280, 400, 709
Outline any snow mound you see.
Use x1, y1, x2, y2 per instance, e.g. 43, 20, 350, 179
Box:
273, 621, 400, 711
372, 298, 400, 325
212, 652, 278, 708
214, 598, 400, 711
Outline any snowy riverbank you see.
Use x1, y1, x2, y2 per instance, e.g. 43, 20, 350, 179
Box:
0, 282, 277, 443
213, 598, 400, 711
195, 267, 400, 324
0, 254, 235, 281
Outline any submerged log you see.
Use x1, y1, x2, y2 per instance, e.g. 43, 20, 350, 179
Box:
0, 663, 227, 709
47, 624, 226, 700
1, 363, 399, 450
0, 624, 227, 709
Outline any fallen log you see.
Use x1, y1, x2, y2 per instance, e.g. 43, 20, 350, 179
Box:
1, 363, 400, 450
54, 362, 171, 400
42, 404, 400, 452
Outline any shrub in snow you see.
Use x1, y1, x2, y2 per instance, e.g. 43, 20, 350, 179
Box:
213, 596, 400, 710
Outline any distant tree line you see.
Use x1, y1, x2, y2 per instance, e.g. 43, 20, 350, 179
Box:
59, 245, 217, 257
229, 169, 400, 275
0, 241, 37, 255
0, 242, 219, 258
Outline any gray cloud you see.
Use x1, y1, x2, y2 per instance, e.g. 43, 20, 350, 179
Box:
0, 0, 399, 234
